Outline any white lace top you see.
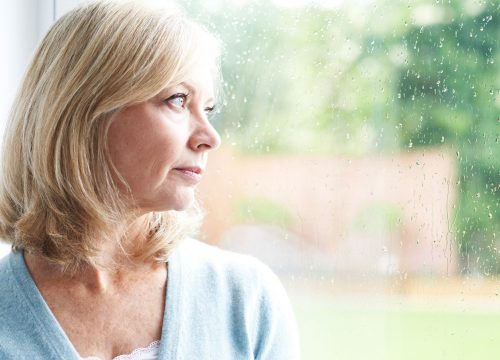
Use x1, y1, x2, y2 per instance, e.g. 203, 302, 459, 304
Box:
82, 340, 160, 360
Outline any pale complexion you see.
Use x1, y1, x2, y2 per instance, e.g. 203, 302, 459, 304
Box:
24, 64, 220, 359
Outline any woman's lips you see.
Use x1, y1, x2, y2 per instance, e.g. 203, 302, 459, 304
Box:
172, 167, 203, 183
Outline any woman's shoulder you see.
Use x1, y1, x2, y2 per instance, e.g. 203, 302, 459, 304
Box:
171, 238, 300, 358
174, 237, 281, 290
171, 237, 294, 319
0, 252, 16, 297
0, 251, 30, 321
0, 251, 39, 358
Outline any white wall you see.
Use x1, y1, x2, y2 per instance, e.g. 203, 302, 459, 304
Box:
55, 0, 82, 20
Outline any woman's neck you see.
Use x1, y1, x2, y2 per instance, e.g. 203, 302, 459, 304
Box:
23, 214, 163, 294
25, 252, 165, 294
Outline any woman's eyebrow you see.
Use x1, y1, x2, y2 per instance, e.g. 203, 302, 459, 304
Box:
180, 81, 214, 104
179, 81, 196, 93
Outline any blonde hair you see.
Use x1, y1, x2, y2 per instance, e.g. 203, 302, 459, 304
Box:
0, 0, 221, 271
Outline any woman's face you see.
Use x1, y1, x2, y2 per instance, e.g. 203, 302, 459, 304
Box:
107, 64, 221, 212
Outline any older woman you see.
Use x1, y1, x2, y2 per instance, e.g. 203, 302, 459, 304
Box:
0, 1, 299, 359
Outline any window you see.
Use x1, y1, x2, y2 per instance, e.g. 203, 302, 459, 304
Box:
186, 0, 499, 358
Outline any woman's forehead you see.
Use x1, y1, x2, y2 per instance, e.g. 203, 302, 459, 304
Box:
172, 64, 216, 97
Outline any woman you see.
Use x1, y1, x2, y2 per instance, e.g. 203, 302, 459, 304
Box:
0, 1, 300, 359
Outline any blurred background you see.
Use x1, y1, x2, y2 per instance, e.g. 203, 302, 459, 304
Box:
1, 0, 499, 359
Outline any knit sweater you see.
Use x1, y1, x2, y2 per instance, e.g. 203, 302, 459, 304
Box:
0, 238, 300, 359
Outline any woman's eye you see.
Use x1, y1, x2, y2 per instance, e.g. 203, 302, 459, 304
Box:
165, 93, 188, 109
204, 105, 215, 115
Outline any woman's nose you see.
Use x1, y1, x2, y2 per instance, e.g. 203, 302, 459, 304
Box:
188, 111, 221, 152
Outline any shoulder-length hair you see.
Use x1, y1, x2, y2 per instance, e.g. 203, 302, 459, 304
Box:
0, 0, 221, 271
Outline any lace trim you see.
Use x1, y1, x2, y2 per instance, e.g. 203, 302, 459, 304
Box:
83, 340, 160, 360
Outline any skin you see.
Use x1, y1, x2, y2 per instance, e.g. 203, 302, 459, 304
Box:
24, 63, 221, 359
107, 63, 220, 213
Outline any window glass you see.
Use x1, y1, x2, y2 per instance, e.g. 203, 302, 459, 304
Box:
184, 0, 500, 358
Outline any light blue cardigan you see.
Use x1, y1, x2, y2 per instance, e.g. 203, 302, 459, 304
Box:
0, 238, 300, 359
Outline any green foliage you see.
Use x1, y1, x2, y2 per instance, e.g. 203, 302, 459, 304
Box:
352, 202, 403, 233
396, 2, 499, 273
182, 0, 499, 272
233, 197, 294, 226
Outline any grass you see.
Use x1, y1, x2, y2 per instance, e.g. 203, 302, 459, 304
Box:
292, 294, 500, 360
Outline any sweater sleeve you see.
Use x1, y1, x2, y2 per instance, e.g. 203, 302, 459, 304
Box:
251, 261, 301, 360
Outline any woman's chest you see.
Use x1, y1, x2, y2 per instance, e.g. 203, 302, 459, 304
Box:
40, 280, 166, 360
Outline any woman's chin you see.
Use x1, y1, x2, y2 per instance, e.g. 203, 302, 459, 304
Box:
162, 191, 195, 212
133, 188, 196, 213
